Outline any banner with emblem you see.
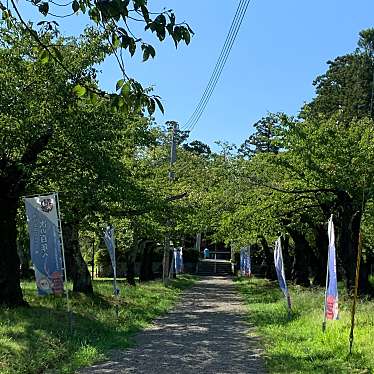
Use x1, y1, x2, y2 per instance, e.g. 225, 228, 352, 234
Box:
25, 193, 64, 296
240, 246, 251, 277
325, 215, 339, 321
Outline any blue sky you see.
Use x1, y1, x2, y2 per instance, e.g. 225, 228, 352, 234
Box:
20, 1, 374, 149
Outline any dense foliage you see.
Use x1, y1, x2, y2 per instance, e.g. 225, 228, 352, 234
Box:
1, 14, 374, 308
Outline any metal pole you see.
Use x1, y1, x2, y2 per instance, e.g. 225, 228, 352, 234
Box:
349, 232, 363, 354
112, 229, 119, 319
163, 122, 178, 285
55, 192, 72, 330
322, 215, 333, 333
322, 241, 330, 332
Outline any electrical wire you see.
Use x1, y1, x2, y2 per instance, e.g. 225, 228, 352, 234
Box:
183, 0, 247, 130
182, 0, 251, 132
183, 0, 250, 131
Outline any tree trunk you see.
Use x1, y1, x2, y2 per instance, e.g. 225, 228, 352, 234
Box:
0, 196, 26, 307
0, 131, 52, 306
286, 228, 311, 287
259, 236, 277, 280
310, 223, 328, 286
281, 235, 292, 279
62, 222, 93, 294
335, 192, 370, 294
126, 252, 136, 286
139, 241, 154, 282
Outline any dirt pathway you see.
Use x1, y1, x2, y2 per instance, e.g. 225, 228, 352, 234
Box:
79, 277, 265, 374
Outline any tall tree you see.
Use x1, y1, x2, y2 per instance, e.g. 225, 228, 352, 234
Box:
239, 113, 282, 158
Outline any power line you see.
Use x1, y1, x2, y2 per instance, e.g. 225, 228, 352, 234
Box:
184, 0, 250, 131
183, 0, 251, 132
183, 0, 246, 130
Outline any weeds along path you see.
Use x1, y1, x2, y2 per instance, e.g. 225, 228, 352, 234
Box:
79, 276, 265, 374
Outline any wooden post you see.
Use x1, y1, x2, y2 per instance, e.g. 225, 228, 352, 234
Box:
349, 232, 363, 354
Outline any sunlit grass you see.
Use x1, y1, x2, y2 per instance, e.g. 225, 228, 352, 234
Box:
236, 277, 374, 373
0, 275, 196, 374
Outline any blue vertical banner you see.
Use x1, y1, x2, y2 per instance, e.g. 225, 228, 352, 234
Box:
103, 225, 119, 295
274, 237, 292, 310
174, 247, 184, 274
325, 215, 339, 320
25, 193, 64, 296
240, 246, 251, 276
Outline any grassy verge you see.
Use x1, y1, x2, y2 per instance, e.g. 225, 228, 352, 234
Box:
235, 277, 374, 373
0, 275, 196, 374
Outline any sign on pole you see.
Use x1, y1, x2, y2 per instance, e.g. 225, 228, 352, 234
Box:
25, 193, 64, 296
323, 215, 339, 331
274, 237, 292, 313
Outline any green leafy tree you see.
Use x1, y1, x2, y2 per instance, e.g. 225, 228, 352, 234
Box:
306, 29, 374, 122
1, 0, 193, 113
238, 113, 282, 158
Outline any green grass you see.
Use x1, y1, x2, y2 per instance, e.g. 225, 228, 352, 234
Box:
235, 277, 374, 373
0, 275, 196, 374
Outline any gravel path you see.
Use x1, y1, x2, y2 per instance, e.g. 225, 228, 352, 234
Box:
79, 276, 265, 374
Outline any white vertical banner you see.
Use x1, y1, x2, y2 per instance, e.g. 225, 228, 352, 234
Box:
103, 225, 119, 296
274, 237, 292, 312
24, 193, 64, 296
323, 215, 339, 330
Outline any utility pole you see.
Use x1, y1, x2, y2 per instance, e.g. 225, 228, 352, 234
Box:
163, 121, 179, 284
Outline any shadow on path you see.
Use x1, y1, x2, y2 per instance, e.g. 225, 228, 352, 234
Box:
79, 277, 265, 374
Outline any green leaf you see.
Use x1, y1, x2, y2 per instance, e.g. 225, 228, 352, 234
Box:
121, 81, 131, 96
147, 98, 155, 115
148, 45, 155, 58
142, 48, 150, 62
128, 38, 136, 56
39, 49, 49, 64
73, 84, 86, 97
182, 27, 191, 45
38, 2, 49, 16
154, 14, 166, 27
141, 44, 155, 62
154, 96, 164, 114
72, 0, 80, 13
112, 32, 120, 48
140, 5, 150, 22
116, 79, 124, 91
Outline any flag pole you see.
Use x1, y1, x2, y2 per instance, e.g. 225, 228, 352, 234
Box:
322, 249, 329, 333
113, 242, 119, 320
349, 231, 363, 354
55, 192, 72, 331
